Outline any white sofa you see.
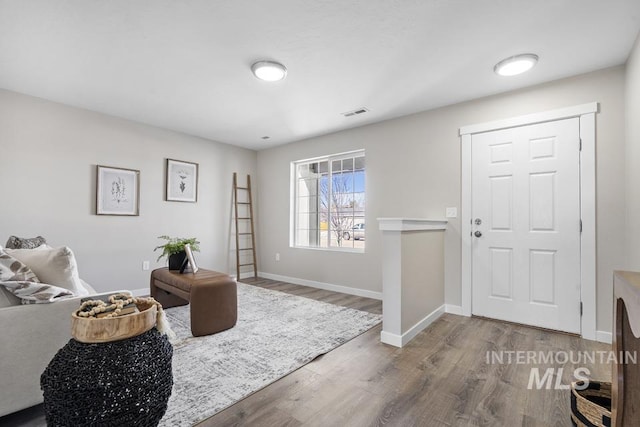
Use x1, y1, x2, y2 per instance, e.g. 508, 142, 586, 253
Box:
0, 241, 133, 416
0, 284, 121, 417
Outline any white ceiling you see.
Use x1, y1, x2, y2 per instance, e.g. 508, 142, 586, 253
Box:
1, 1, 639, 150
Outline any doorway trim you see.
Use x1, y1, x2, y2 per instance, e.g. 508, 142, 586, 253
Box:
459, 102, 599, 341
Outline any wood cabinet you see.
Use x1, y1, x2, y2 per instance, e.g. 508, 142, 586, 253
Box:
612, 271, 640, 425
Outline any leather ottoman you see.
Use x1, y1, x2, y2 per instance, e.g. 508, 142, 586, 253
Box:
150, 268, 237, 337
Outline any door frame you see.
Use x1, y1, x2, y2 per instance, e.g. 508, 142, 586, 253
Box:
459, 102, 598, 341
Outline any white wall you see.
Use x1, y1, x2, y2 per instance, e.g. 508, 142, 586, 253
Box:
257, 66, 626, 333
0, 90, 257, 292
401, 231, 444, 332
626, 32, 640, 270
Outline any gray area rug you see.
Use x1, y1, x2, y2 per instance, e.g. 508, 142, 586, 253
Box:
160, 282, 381, 426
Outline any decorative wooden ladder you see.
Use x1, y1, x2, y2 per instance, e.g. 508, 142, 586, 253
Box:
233, 173, 257, 279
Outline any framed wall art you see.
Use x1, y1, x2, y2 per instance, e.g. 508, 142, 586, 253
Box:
96, 165, 140, 216
180, 243, 199, 274
166, 158, 198, 202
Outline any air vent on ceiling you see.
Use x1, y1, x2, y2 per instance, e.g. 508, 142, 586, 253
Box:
342, 107, 369, 117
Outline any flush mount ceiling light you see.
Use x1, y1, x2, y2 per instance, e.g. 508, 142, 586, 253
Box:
494, 53, 539, 76
251, 61, 287, 82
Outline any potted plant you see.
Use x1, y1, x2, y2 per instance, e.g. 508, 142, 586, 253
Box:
154, 236, 200, 270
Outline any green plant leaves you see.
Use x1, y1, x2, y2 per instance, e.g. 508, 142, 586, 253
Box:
154, 236, 200, 262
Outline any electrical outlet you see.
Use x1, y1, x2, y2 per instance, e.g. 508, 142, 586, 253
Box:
142, 261, 150, 271
446, 207, 458, 218
275, 253, 280, 262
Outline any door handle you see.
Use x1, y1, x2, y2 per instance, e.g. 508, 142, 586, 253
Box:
474, 231, 482, 238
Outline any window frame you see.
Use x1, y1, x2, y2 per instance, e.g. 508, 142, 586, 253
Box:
290, 149, 365, 253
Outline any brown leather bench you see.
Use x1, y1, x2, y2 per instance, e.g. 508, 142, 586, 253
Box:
150, 268, 237, 337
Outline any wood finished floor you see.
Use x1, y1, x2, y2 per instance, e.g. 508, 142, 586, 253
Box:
1, 277, 611, 427
204, 278, 611, 427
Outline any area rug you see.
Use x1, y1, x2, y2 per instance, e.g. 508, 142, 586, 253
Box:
159, 282, 381, 426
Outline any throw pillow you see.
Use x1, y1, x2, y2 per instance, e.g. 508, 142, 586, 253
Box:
0, 248, 43, 306
0, 248, 40, 282
0, 280, 73, 304
5, 235, 48, 249
6, 246, 89, 297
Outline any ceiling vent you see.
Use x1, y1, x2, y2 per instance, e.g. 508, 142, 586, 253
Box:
342, 107, 369, 117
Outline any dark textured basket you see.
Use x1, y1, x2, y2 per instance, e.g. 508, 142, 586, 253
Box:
570, 381, 612, 427
41, 328, 173, 427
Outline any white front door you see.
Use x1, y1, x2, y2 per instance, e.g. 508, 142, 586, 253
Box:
471, 118, 581, 333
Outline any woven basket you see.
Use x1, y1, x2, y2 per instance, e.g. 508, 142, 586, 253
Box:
41, 328, 173, 426
570, 381, 612, 427
71, 301, 157, 343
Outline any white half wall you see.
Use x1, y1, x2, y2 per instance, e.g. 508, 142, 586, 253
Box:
0, 90, 257, 293
378, 218, 446, 347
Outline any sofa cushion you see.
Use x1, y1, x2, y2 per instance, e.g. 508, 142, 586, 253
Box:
6, 246, 89, 297
5, 235, 48, 249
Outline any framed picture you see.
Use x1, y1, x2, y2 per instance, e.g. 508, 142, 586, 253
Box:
166, 159, 198, 202
96, 165, 140, 216
181, 243, 199, 274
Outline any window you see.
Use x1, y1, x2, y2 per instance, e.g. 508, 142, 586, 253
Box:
292, 150, 365, 250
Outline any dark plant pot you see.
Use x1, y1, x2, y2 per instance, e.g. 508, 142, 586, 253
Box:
168, 251, 187, 271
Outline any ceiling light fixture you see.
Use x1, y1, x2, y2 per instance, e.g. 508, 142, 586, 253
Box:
494, 54, 539, 76
251, 61, 287, 82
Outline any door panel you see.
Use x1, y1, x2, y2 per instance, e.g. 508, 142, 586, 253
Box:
490, 248, 513, 299
471, 118, 581, 333
490, 176, 513, 230
530, 249, 556, 304
529, 172, 555, 231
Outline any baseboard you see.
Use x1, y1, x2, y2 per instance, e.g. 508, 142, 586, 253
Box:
445, 304, 464, 316
381, 304, 446, 348
596, 330, 612, 344
130, 288, 149, 297
380, 331, 403, 347
257, 271, 382, 300
400, 304, 446, 346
